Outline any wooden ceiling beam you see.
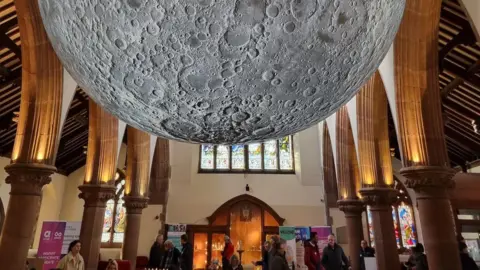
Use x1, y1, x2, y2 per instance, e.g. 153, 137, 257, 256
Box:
58, 129, 88, 153
442, 60, 480, 93
439, 27, 476, 71
445, 126, 480, 155
0, 68, 20, 89
0, 32, 21, 57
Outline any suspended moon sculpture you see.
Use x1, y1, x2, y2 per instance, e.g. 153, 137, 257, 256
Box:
39, 0, 405, 144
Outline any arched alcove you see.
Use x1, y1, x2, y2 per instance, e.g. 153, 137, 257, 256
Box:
184, 194, 285, 268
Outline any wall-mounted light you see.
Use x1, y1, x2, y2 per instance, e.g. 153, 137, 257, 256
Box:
472, 119, 479, 134
12, 111, 19, 123
83, 145, 87, 155
390, 148, 395, 157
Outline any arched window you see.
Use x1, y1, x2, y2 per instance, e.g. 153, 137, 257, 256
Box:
199, 136, 294, 173
102, 170, 127, 247
366, 179, 417, 249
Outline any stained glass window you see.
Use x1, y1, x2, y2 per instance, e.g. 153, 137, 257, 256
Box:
102, 171, 126, 246
264, 140, 278, 170
248, 143, 262, 170
199, 136, 294, 173
366, 179, 417, 249
367, 206, 375, 247
231, 145, 245, 169
216, 145, 230, 169
200, 145, 214, 169
279, 136, 293, 170
398, 202, 417, 247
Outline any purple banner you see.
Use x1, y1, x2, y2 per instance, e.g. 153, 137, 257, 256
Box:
38, 221, 67, 270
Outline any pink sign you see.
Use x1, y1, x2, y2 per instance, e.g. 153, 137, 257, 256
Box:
38, 221, 67, 270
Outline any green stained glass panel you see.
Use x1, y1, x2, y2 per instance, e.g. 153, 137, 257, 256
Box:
279, 136, 293, 170
248, 143, 262, 170
264, 140, 278, 170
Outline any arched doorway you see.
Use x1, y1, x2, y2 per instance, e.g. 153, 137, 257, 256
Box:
185, 194, 284, 269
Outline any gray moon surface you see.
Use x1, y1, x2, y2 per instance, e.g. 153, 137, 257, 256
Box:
39, 0, 405, 144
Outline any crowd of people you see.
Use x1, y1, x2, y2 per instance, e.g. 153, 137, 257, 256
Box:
27, 233, 479, 270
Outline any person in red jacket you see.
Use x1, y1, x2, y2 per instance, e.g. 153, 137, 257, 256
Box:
222, 235, 235, 268
305, 232, 321, 270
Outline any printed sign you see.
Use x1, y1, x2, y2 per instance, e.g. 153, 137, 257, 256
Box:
167, 224, 187, 249
37, 221, 81, 270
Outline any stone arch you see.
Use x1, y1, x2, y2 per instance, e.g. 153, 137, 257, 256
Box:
207, 194, 285, 226
322, 122, 338, 208
356, 71, 395, 187
336, 106, 361, 200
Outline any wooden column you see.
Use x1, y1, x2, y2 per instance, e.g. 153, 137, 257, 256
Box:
394, 1, 461, 269
122, 127, 151, 270
0, 0, 63, 268
336, 106, 364, 270
78, 100, 118, 270
149, 138, 170, 235
357, 73, 400, 270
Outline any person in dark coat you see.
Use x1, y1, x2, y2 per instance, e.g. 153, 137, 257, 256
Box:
180, 234, 193, 270
305, 232, 321, 270
269, 238, 290, 270
253, 241, 271, 270
359, 240, 375, 270
162, 240, 181, 270
459, 242, 479, 270
148, 235, 165, 268
321, 234, 351, 270
268, 235, 279, 268
405, 243, 428, 270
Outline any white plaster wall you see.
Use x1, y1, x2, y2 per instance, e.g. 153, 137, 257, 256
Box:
0, 156, 68, 248
468, 164, 480, 173
167, 126, 326, 227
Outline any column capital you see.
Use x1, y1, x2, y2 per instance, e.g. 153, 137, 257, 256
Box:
123, 196, 149, 214
337, 199, 364, 216
360, 187, 398, 210
400, 165, 455, 190
78, 184, 116, 207
5, 163, 56, 196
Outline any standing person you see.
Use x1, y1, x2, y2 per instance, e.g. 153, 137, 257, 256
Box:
180, 234, 193, 270
459, 242, 479, 270
222, 235, 235, 269
268, 235, 280, 267
269, 238, 289, 270
359, 240, 375, 270
252, 241, 271, 270
149, 234, 165, 268
229, 254, 244, 270
409, 243, 428, 270
56, 240, 85, 270
321, 234, 351, 270
162, 240, 181, 270
305, 232, 321, 270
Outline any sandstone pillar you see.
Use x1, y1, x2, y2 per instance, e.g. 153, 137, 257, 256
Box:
394, 0, 461, 268
122, 196, 148, 269
335, 106, 364, 270
149, 138, 170, 234
0, 0, 63, 268
338, 199, 364, 270
122, 127, 151, 270
356, 72, 400, 270
78, 100, 119, 270
360, 188, 400, 270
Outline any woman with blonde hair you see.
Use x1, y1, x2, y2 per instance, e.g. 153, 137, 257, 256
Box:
105, 259, 118, 270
